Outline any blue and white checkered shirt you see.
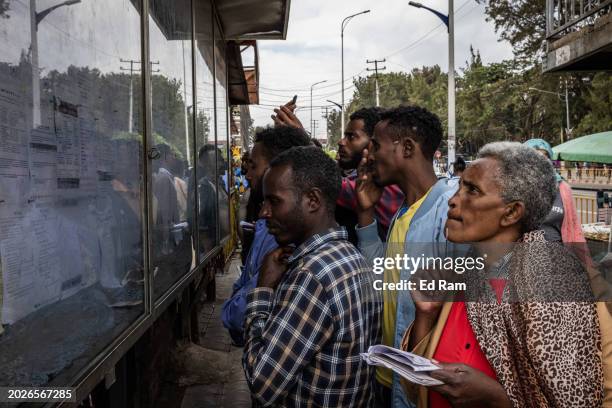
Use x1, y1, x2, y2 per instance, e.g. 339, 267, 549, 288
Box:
243, 227, 382, 407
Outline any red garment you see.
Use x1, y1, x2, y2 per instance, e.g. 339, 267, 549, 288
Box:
559, 181, 586, 244
337, 172, 404, 234
429, 302, 497, 408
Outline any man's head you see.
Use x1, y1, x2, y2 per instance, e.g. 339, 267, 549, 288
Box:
337, 107, 383, 170
311, 138, 324, 149
246, 126, 311, 197
369, 106, 442, 186
453, 156, 467, 177
260, 146, 342, 246
198, 144, 217, 176
154, 143, 174, 172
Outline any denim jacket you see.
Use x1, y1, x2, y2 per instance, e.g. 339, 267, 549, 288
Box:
222, 219, 277, 345
356, 178, 465, 408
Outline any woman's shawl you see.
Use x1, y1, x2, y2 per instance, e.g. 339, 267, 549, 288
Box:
465, 231, 603, 407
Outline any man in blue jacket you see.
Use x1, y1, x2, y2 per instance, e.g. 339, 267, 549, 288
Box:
221, 126, 311, 345
355, 106, 463, 408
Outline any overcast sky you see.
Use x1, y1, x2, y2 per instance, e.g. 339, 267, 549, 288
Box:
250, 0, 515, 138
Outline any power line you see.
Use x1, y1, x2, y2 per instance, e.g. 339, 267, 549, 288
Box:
382, 0, 474, 59
258, 70, 367, 93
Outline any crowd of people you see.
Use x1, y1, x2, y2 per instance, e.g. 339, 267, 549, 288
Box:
220, 101, 611, 407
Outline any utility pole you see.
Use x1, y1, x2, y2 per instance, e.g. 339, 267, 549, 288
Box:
366, 59, 386, 107
312, 120, 319, 140
448, 0, 456, 167
119, 59, 159, 134
564, 79, 572, 140
322, 106, 330, 141
120, 59, 141, 134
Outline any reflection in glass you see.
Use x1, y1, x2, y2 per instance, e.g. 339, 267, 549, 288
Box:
149, 0, 196, 299
0, 0, 144, 387
192, 0, 218, 257
214, 22, 231, 242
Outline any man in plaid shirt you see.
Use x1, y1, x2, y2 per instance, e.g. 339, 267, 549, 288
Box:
243, 146, 382, 407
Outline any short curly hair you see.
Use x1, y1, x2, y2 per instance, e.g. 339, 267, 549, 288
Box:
379, 105, 442, 160
350, 107, 385, 138
477, 142, 557, 233
269, 146, 342, 216
253, 126, 312, 162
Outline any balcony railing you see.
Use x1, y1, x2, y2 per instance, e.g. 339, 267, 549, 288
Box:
547, 0, 612, 38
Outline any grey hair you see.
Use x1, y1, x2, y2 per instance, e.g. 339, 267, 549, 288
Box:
477, 141, 557, 233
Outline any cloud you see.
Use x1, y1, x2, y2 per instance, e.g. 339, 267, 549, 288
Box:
250, 0, 514, 137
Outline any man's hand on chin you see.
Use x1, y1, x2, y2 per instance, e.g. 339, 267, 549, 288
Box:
257, 247, 294, 289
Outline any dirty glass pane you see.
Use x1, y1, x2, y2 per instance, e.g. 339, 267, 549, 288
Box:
149, 0, 196, 300
214, 22, 231, 242
0, 0, 145, 387
192, 0, 218, 258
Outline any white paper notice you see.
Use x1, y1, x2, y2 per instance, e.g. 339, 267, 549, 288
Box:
0, 205, 62, 324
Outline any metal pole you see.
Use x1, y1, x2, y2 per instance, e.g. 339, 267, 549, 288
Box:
182, 40, 190, 166
367, 58, 386, 107
30, 0, 40, 127
565, 79, 571, 138
128, 73, 133, 133
311, 85, 314, 134
341, 30, 345, 136
310, 80, 327, 135
447, 0, 456, 168
30, 0, 82, 128
375, 76, 380, 107
340, 10, 370, 138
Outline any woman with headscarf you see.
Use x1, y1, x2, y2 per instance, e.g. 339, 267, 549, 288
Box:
523, 138, 585, 243
401, 142, 603, 408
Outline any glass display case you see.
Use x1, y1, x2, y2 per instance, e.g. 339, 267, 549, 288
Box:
0, 0, 228, 395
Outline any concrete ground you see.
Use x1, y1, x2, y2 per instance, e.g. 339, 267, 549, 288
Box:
170, 256, 252, 408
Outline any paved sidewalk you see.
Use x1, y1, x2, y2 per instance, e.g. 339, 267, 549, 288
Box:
179, 256, 252, 408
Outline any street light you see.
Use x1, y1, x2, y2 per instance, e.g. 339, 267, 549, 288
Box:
310, 80, 327, 135
408, 0, 455, 168
341, 10, 370, 136
30, 0, 82, 127
327, 100, 342, 110
529, 83, 572, 142
35, 0, 81, 24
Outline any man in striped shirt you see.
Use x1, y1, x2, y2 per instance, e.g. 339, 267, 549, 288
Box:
243, 146, 382, 407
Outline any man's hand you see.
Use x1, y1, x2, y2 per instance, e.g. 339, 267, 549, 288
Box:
355, 149, 383, 226
257, 247, 294, 289
429, 363, 511, 408
272, 105, 304, 129
355, 149, 383, 211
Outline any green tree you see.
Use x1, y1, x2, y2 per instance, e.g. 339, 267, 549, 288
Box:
574, 73, 612, 135
326, 109, 341, 147
475, 0, 546, 66
477, 0, 612, 142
